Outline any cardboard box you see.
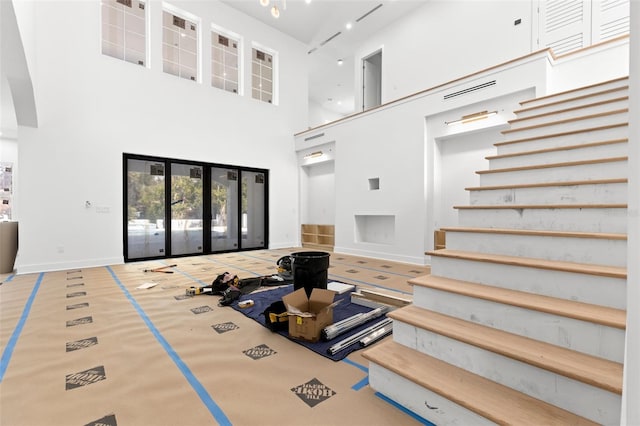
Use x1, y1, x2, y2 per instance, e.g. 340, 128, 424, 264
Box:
282, 287, 336, 342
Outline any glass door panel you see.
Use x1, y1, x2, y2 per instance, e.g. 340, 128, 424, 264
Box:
211, 166, 239, 251
241, 170, 266, 249
170, 163, 203, 256
126, 159, 166, 259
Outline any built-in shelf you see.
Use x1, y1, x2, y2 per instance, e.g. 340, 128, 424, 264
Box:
301, 224, 334, 252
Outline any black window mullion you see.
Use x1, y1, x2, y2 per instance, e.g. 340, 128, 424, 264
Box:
164, 159, 172, 257
202, 166, 212, 254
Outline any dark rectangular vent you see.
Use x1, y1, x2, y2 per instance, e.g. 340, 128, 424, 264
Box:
256, 50, 265, 61
218, 35, 229, 47
356, 4, 383, 22
139, 2, 144, 10
444, 80, 496, 100
320, 32, 341, 46
304, 133, 325, 142
173, 16, 185, 29
117, 0, 132, 7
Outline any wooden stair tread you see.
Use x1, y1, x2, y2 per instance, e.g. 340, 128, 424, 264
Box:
509, 96, 628, 125
476, 156, 627, 174
495, 123, 628, 146
453, 203, 627, 210
438, 226, 627, 240
408, 274, 626, 329
518, 77, 628, 106
465, 177, 627, 191
426, 249, 627, 279
388, 306, 623, 394
515, 85, 629, 115
502, 109, 628, 135
363, 340, 599, 426
486, 138, 628, 160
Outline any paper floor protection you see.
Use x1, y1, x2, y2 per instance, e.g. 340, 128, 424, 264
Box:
0, 249, 430, 426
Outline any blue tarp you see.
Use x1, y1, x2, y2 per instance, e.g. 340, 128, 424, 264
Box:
230, 284, 383, 361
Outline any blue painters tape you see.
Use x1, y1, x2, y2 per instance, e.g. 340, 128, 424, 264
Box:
341, 358, 370, 390
375, 391, 436, 426
106, 266, 231, 426
0, 272, 44, 382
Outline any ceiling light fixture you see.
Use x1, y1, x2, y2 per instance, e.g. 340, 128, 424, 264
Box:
445, 110, 498, 126
345, 22, 353, 30
337, 59, 343, 66
262, 0, 285, 18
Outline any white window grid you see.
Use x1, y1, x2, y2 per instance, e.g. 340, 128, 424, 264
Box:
251, 48, 274, 104
211, 31, 240, 94
162, 10, 198, 82
101, 0, 147, 66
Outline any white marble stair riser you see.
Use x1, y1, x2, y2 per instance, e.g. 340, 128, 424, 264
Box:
501, 110, 628, 141
442, 231, 627, 267
496, 126, 628, 156
412, 286, 625, 362
456, 206, 627, 234
428, 256, 627, 310
468, 181, 627, 206
507, 98, 629, 131
367, 362, 496, 426
392, 322, 621, 425
478, 159, 626, 186
488, 141, 628, 169
513, 86, 629, 119
518, 79, 629, 110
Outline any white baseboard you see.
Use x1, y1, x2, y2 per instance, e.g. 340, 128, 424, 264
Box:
16, 257, 124, 275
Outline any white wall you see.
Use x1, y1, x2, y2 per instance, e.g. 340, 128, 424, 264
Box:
302, 160, 335, 225
354, 1, 533, 110
13, 0, 308, 273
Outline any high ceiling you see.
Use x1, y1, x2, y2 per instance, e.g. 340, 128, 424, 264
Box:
221, 0, 426, 117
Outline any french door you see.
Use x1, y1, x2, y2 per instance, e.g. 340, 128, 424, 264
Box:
124, 154, 268, 261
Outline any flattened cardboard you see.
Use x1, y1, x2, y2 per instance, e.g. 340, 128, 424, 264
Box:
282, 288, 336, 342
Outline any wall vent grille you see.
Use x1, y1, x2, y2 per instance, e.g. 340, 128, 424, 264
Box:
356, 4, 383, 22
304, 133, 325, 142
444, 80, 496, 100
320, 32, 342, 47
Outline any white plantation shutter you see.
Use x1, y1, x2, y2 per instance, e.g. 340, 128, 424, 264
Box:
538, 0, 591, 55
592, 0, 630, 43
536, 0, 630, 56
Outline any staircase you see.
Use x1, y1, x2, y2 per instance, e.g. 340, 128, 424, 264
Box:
363, 77, 629, 425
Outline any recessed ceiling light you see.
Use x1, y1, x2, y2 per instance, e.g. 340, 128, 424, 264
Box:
305, 0, 312, 4
337, 59, 343, 66
345, 22, 353, 30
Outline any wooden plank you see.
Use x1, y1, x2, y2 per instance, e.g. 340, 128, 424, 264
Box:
485, 138, 628, 160
476, 156, 627, 174
426, 249, 627, 279
363, 340, 599, 425
438, 226, 627, 240
465, 177, 627, 191
501, 109, 628, 135
388, 306, 623, 394
409, 274, 626, 329
453, 203, 627, 210
509, 97, 629, 125
494, 123, 628, 147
